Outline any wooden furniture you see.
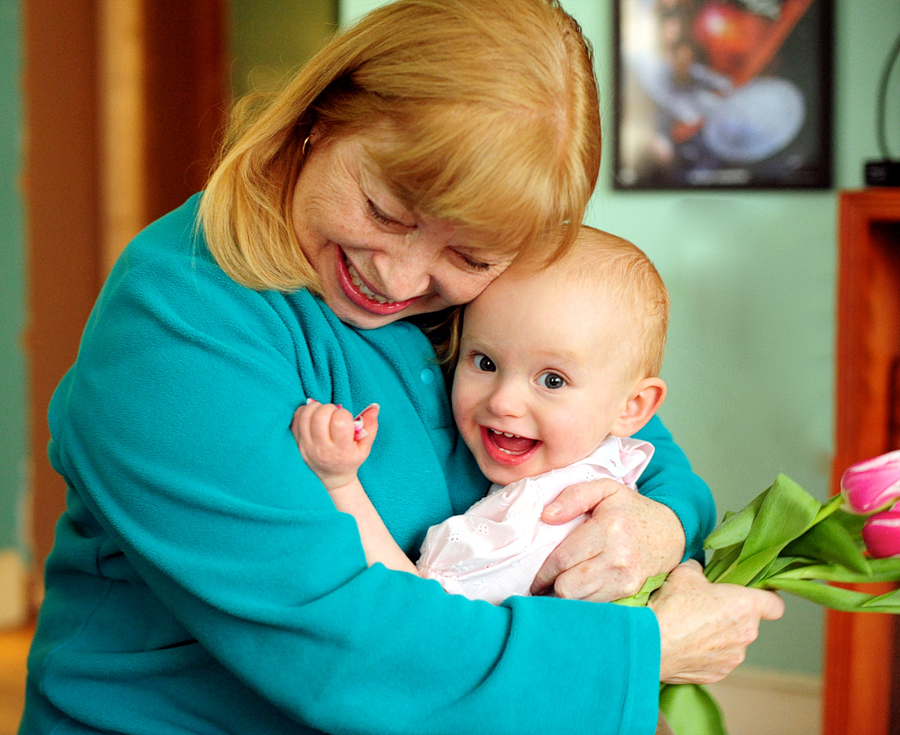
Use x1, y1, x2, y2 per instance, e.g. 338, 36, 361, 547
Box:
824, 189, 900, 735
24, 0, 227, 607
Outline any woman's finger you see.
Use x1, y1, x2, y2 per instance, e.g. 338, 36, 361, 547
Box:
530, 518, 606, 596
542, 479, 624, 525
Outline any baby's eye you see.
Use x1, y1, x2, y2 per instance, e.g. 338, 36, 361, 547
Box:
538, 372, 566, 389
473, 354, 496, 372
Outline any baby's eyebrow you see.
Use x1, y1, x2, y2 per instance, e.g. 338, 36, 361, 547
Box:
533, 350, 581, 368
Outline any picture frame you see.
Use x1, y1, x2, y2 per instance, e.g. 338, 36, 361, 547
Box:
613, 0, 833, 191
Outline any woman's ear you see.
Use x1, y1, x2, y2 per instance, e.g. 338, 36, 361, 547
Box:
307, 122, 322, 146
609, 377, 667, 437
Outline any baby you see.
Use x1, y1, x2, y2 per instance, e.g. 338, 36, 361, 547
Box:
292, 226, 669, 604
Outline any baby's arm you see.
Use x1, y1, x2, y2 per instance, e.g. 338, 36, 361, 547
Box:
291, 401, 418, 575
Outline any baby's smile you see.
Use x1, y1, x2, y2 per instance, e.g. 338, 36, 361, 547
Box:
480, 426, 542, 468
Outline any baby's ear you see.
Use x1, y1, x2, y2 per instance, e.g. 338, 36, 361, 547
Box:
609, 378, 666, 437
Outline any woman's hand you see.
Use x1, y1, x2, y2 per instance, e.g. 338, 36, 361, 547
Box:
291, 401, 379, 491
530, 479, 685, 601
650, 560, 785, 684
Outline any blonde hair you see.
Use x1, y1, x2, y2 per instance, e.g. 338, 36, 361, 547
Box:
199, 0, 601, 292
556, 226, 670, 379
437, 226, 669, 380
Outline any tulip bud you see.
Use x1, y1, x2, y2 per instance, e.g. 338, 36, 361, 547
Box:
863, 509, 900, 558
840, 450, 900, 515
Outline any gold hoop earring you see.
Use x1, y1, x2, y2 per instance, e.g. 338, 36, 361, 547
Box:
302, 136, 311, 157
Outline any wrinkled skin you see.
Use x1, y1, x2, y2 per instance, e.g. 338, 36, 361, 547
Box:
532, 479, 686, 602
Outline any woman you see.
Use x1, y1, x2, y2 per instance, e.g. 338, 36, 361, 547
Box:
21, 2, 782, 734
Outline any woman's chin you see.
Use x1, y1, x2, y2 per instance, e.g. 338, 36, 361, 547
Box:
328, 294, 417, 329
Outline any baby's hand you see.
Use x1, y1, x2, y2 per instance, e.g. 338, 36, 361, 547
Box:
291, 400, 379, 491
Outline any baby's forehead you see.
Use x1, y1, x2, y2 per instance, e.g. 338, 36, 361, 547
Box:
471, 266, 632, 332
490, 259, 621, 307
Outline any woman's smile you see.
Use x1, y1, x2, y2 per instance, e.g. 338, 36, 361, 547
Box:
336, 248, 421, 315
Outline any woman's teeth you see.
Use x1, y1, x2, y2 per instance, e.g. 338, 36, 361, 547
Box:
345, 257, 399, 305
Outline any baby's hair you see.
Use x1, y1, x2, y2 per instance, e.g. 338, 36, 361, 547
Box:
433, 226, 669, 381
556, 227, 669, 380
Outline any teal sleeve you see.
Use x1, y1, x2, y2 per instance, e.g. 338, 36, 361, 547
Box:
25, 198, 662, 735
633, 415, 716, 563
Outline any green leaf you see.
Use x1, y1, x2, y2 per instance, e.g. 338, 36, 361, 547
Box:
767, 557, 900, 584
782, 514, 871, 575
764, 578, 900, 612
660, 684, 727, 735
717, 547, 783, 587
760, 556, 808, 578
764, 578, 874, 610
713, 475, 822, 586
860, 588, 900, 612
704, 489, 768, 550
704, 542, 743, 583
861, 557, 900, 580
613, 572, 668, 607
810, 493, 845, 526
740, 474, 822, 559
831, 509, 867, 538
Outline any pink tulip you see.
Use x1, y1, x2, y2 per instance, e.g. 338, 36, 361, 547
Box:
863, 509, 900, 558
840, 450, 900, 515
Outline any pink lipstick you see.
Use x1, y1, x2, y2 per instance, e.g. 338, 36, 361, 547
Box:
336, 249, 420, 316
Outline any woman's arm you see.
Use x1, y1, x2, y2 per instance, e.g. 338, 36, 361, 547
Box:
632, 414, 717, 563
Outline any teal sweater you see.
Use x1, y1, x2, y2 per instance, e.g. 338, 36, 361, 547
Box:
20, 195, 714, 735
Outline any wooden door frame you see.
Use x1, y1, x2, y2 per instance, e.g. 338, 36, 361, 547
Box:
823, 189, 900, 735
23, 0, 227, 608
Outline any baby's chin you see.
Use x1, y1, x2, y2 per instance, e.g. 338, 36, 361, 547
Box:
480, 463, 531, 487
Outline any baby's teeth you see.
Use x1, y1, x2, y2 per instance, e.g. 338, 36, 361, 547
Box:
491, 429, 520, 439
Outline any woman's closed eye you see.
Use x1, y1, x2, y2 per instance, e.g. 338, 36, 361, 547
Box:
538, 372, 566, 389
453, 250, 493, 272
365, 197, 414, 228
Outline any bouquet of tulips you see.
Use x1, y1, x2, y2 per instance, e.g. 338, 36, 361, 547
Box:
641, 450, 900, 735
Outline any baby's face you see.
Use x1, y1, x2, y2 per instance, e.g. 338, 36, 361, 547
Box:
451, 266, 638, 486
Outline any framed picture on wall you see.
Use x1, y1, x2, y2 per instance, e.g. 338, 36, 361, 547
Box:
613, 0, 833, 190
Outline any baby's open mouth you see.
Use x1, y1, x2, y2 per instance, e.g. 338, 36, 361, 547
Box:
480, 427, 542, 467
487, 428, 538, 455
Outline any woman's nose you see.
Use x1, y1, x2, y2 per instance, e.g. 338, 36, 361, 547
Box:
372, 247, 433, 302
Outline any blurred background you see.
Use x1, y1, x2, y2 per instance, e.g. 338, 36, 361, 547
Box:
1, 1, 899, 733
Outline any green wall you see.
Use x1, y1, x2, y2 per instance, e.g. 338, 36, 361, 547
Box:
0, 0, 25, 560
230, 0, 338, 96
339, 0, 900, 676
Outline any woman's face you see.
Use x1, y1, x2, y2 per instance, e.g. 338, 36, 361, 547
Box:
291, 131, 513, 329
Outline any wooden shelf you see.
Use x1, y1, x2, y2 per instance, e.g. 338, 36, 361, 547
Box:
824, 189, 900, 735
